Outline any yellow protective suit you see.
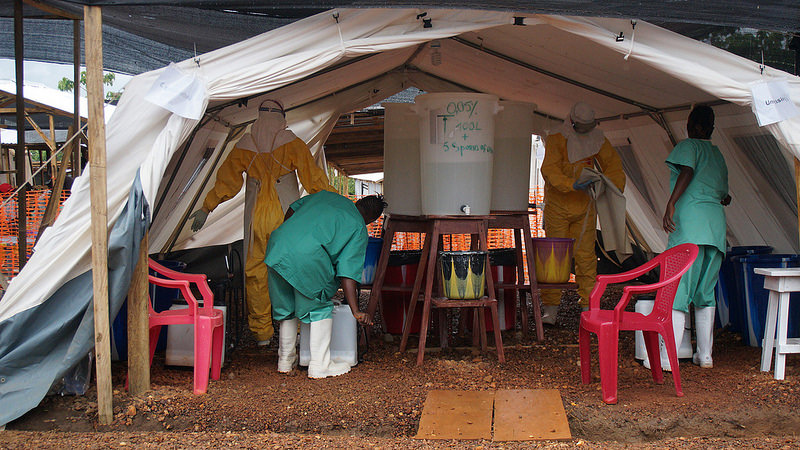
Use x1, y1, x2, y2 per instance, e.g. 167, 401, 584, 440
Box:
540, 132, 625, 307
202, 137, 333, 342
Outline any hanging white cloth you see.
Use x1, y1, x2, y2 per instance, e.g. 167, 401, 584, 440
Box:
576, 167, 632, 259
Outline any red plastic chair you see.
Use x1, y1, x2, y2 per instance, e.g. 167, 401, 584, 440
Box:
579, 243, 698, 404
147, 259, 225, 395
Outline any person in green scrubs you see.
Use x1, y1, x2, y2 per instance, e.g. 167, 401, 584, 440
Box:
658, 105, 730, 371
265, 191, 385, 378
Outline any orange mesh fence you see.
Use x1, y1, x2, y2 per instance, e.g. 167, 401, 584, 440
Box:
352, 188, 547, 255
0, 189, 70, 279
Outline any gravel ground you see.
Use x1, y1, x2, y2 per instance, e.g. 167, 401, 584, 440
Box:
3, 288, 799, 448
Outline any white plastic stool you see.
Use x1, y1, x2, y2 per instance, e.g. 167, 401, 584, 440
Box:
755, 267, 800, 380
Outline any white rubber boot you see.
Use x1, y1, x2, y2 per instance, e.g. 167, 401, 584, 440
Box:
307, 318, 351, 379
693, 307, 715, 368
678, 322, 693, 359
541, 304, 559, 325
277, 318, 299, 373
644, 310, 685, 372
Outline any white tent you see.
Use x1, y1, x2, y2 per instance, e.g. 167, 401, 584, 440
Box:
1, 8, 799, 425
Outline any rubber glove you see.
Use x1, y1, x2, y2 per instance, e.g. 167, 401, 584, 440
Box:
189, 209, 208, 232
573, 180, 594, 191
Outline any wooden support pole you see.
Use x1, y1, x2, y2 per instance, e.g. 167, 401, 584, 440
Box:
127, 232, 150, 395
85, 5, 112, 426
48, 114, 57, 181
35, 124, 76, 243
72, 19, 82, 177
14, 0, 27, 269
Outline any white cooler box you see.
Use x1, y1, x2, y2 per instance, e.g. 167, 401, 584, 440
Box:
299, 303, 357, 367
165, 304, 227, 367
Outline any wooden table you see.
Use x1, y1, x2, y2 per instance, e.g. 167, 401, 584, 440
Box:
366, 214, 504, 366
755, 267, 800, 380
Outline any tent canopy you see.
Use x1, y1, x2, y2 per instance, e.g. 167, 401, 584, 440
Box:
1, 7, 800, 427
1, 1, 799, 75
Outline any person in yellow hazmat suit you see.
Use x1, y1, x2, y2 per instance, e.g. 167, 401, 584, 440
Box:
189, 99, 334, 345
540, 102, 626, 324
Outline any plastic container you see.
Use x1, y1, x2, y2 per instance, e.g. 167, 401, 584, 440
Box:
466, 248, 518, 332
416, 93, 499, 216
299, 303, 358, 367
361, 237, 383, 284
381, 250, 424, 334
491, 101, 535, 212
633, 298, 692, 361
111, 260, 185, 360
383, 103, 422, 215
60, 352, 93, 396
531, 238, 574, 283
439, 251, 487, 300
716, 246, 772, 331
732, 254, 800, 347
164, 304, 227, 367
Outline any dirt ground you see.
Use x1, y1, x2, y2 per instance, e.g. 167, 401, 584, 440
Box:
3, 289, 799, 449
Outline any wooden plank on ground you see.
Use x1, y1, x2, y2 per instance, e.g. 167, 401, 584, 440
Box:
493, 389, 571, 441
415, 390, 494, 440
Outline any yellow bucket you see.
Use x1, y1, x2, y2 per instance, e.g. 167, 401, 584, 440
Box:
531, 238, 574, 283
438, 251, 487, 299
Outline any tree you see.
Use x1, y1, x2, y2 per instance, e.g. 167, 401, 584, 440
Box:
57, 71, 121, 103
703, 28, 795, 75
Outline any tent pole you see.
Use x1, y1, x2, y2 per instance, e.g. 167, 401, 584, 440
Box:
127, 232, 150, 395
84, 5, 113, 426
14, 0, 28, 269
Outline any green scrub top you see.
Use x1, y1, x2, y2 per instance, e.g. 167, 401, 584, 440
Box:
665, 138, 728, 252
265, 190, 367, 303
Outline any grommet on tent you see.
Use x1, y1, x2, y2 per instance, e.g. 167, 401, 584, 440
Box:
193, 43, 200, 67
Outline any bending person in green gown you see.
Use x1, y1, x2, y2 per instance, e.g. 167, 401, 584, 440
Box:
265, 191, 385, 378
656, 105, 731, 372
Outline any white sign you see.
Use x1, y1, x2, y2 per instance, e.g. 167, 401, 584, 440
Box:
750, 79, 800, 127
145, 63, 207, 120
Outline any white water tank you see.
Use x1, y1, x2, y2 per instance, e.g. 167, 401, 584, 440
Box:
416, 93, 499, 216
382, 102, 421, 216
492, 101, 535, 212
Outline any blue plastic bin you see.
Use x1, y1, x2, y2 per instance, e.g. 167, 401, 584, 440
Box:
111, 260, 186, 360
361, 237, 383, 284
716, 246, 772, 331
731, 254, 800, 347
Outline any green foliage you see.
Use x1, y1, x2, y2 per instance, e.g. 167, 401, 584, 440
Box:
57, 71, 120, 101
704, 28, 795, 74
